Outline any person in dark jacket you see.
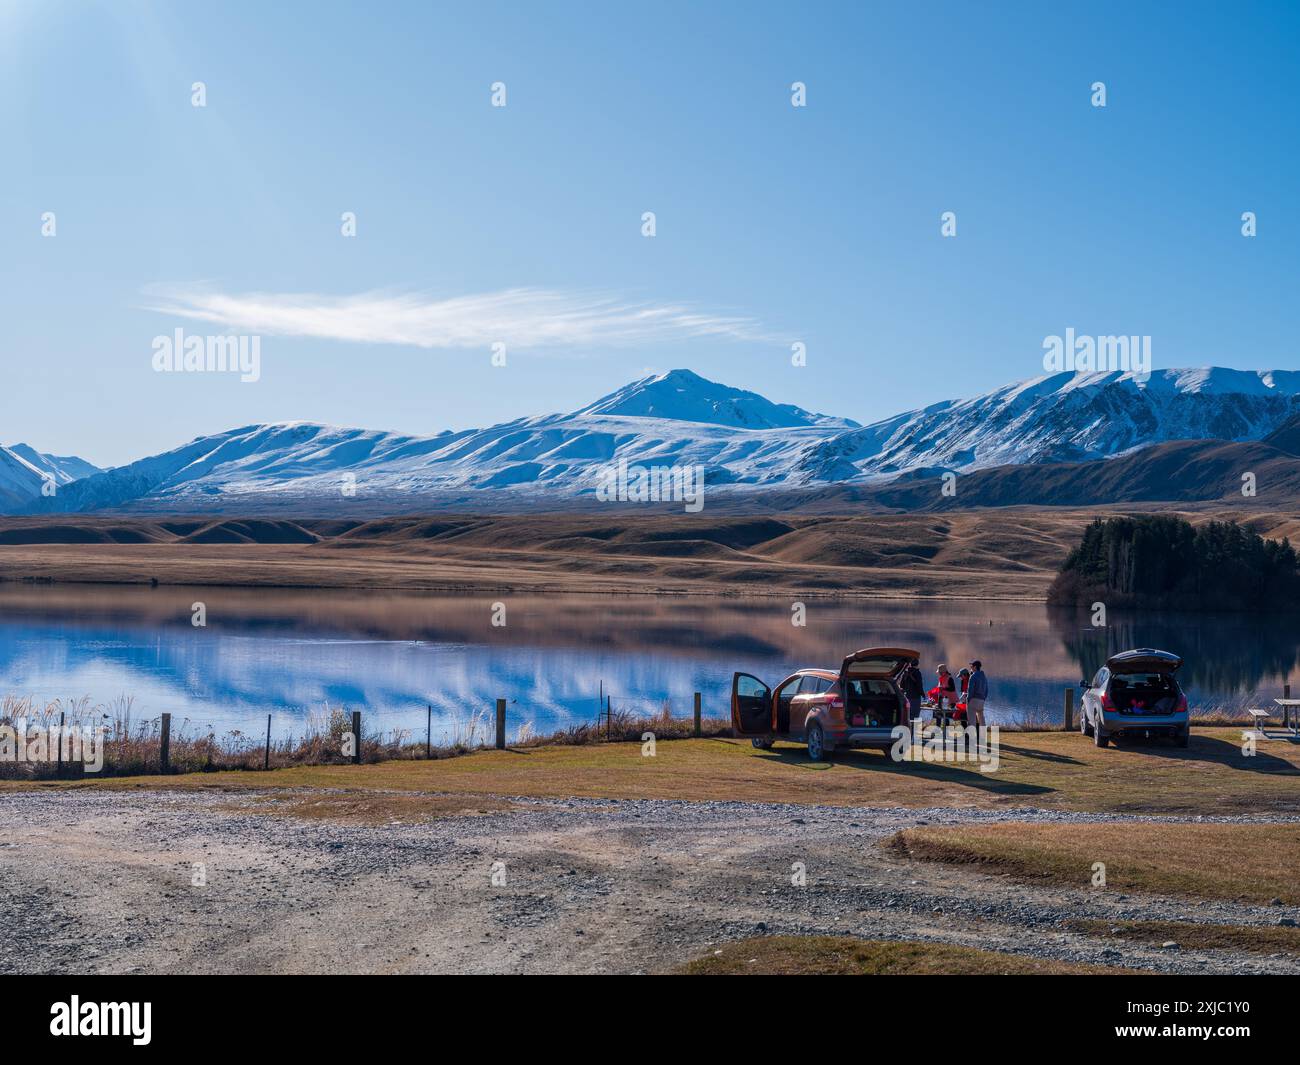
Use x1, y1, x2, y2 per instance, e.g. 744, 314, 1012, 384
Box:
901, 658, 925, 721
967, 660, 988, 728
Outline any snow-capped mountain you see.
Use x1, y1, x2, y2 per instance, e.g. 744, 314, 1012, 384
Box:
791, 368, 1300, 482
0, 444, 101, 509
4, 444, 99, 484
573, 368, 858, 429
40, 372, 848, 512
14, 366, 1300, 515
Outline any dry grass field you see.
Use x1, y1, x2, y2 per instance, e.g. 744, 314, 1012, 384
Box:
9, 727, 1298, 817
5, 508, 1296, 598
0, 509, 1248, 595
677, 936, 1137, 975
1063, 919, 1300, 957
885, 821, 1300, 904
0, 511, 1078, 598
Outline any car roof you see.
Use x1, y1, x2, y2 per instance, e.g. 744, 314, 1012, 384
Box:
773, 669, 838, 687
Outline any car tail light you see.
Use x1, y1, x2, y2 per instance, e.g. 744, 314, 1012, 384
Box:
1175, 694, 1187, 714
827, 697, 843, 711
1100, 692, 1114, 711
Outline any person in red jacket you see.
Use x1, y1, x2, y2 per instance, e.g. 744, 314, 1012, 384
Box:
952, 668, 971, 723
933, 664, 957, 707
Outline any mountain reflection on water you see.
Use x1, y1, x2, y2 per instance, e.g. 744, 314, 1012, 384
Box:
0, 585, 1292, 740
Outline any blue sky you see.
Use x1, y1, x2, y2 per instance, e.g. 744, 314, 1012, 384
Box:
3, 0, 1298, 467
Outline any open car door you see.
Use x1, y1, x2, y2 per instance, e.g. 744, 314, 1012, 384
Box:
731, 672, 774, 736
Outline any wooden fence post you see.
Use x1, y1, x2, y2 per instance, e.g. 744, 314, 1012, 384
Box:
693, 692, 702, 738
160, 712, 171, 775
57, 711, 65, 776
1063, 688, 1073, 732
351, 710, 361, 764
426, 704, 432, 758
264, 713, 272, 770
495, 698, 506, 750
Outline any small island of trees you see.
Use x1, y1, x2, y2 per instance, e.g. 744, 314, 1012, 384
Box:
1048, 515, 1300, 612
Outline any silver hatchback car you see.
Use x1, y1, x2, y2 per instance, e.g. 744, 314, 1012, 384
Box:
1080, 648, 1189, 748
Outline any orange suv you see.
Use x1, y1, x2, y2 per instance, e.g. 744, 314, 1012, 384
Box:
731, 647, 918, 761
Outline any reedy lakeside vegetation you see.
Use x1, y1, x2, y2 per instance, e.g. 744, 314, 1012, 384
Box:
0, 695, 731, 781
1048, 515, 1300, 611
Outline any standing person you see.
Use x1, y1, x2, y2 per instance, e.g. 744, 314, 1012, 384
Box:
901, 658, 925, 722
967, 660, 988, 729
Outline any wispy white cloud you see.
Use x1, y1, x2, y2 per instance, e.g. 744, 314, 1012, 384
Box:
142, 285, 773, 349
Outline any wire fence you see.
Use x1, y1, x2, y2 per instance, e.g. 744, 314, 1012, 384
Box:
0, 689, 717, 781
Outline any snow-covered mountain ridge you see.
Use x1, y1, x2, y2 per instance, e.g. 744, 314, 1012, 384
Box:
12, 366, 1300, 513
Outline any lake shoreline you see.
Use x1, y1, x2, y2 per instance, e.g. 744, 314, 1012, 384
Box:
0, 574, 1052, 602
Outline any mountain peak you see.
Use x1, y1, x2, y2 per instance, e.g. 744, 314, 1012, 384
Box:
3, 443, 101, 482
0, 443, 101, 509
572, 368, 859, 429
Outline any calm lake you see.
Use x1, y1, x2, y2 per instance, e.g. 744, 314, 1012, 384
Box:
1, 584, 1295, 743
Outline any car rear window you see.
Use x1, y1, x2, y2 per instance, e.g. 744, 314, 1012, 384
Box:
846, 658, 902, 677
847, 679, 894, 696
1112, 672, 1176, 688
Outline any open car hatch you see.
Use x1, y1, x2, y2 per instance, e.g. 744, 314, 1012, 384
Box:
840, 647, 919, 679
1105, 648, 1183, 674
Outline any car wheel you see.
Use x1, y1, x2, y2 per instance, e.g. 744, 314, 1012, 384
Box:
1081, 707, 1094, 737
807, 723, 829, 762
1093, 720, 1109, 748
750, 737, 773, 750
1174, 728, 1189, 748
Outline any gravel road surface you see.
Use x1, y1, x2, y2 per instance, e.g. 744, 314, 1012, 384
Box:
2, 790, 1297, 974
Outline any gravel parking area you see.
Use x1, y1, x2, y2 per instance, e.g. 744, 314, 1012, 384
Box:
2, 790, 1298, 974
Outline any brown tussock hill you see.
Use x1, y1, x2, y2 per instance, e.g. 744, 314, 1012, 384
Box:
1, 506, 1296, 599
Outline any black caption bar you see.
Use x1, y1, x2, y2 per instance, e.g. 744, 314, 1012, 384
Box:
4, 974, 1292, 1051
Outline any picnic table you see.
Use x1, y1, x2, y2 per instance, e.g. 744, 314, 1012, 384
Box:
1274, 699, 1300, 735
922, 699, 965, 728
